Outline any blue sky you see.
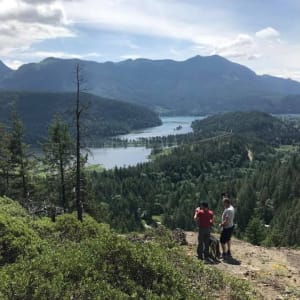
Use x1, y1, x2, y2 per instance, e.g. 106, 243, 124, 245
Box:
1, 0, 300, 81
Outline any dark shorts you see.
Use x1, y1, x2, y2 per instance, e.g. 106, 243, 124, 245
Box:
220, 226, 234, 244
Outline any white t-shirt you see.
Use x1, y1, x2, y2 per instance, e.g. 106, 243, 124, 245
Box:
222, 205, 235, 228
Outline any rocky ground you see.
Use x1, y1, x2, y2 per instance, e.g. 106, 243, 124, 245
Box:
184, 231, 300, 300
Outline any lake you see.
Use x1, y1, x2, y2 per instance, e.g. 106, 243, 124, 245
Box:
119, 116, 203, 140
87, 116, 205, 169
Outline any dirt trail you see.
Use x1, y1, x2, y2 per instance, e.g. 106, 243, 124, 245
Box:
184, 231, 300, 300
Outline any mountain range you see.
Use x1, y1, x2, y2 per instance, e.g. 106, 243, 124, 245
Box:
1, 55, 300, 114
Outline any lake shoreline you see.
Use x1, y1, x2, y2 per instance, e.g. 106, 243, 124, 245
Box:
87, 116, 204, 169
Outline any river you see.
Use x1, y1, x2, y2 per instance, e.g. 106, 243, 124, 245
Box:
87, 116, 205, 169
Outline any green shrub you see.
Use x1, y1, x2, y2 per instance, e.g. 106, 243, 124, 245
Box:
0, 234, 195, 299
0, 200, 256, 299
0, 197, 30, 219
0, 213, 42, 265
32, 213, 111, 242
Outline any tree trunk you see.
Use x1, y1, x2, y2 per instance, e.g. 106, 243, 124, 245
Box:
76, 64, 83, 221
59, 154, 66, 213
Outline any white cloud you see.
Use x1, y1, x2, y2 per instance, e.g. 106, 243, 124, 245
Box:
212, 34, 259, 60
255, 27, 280, 39
30, 50, 102, 59
65, 0, 232, 48
22, 0, 79, 3
0, 21, 74, 56
0, 0, 74, 56
63, 1, 263, 62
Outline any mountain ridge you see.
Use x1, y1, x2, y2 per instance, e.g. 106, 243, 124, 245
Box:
0, 60, 12, 78
1, 55, 300, 114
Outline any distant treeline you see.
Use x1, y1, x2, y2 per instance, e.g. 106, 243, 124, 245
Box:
0, 91, 161, 145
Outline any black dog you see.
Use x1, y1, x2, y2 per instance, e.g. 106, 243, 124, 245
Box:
209, 235, 221, 261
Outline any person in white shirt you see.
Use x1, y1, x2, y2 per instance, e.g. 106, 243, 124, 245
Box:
219, 197, 235, 258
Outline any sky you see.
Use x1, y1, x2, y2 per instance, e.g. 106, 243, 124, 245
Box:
1, 0, 300, 81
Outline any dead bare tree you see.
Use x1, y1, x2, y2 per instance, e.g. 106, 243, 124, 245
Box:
74, 63, 87, 221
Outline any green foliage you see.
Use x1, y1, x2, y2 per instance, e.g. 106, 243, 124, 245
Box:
0, 196, 30, 219
0, 197, 42, 265
87, 134, 267, 232
0, 123, 12, 196
8, 110, 32, 202
83, 112, 300, 247
192, 111, 300, 145
245, 217, 266, 245
32, 213, 111, 242
0, 198, 256, 299
0, 91, 161, 145
240, 153, 300, 246
42, 115, 75, 211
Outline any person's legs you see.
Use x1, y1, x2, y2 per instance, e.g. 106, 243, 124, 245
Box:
227, 240, 231, 256
197, 229, 204, 259
220, 228, 229, 258
203, 229, 210, 259
224, 226, 234, 256
221, 243, 226, 254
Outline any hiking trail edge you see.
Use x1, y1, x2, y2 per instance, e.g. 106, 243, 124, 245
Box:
184, 231, 300, 300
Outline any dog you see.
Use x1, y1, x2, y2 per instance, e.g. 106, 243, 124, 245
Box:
209, 235, 221, 261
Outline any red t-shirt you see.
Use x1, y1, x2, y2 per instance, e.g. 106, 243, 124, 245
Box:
195, 209, 213, 228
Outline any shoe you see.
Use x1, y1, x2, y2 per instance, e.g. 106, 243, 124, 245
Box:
226, 251, 232, 257
220, 253, 227, 260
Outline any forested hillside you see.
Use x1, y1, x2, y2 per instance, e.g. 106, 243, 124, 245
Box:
1, 109, 300, 298
192, 111, 300, 145
2, 56, 300, 114
1, 110, 299, 247
0, 91, 161, 144
84, 112, 300, 247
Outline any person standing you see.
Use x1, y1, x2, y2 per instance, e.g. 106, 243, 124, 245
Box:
219, 197, 235, 258
194, 202, 213, 261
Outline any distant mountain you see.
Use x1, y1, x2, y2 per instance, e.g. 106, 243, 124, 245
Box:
0, 61, 12, 78
0, 91, 161, 144
1, 55, 300, 114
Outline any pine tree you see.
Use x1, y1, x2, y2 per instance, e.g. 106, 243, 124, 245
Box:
0, 123, 12, 196
42, 115, 75, 212
245, 216, 266, 245
9, 110, 31, 205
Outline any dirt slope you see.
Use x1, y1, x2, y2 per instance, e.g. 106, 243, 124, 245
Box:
184, 231, 300, 300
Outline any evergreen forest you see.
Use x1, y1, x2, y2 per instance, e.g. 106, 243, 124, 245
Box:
0, 91, 161, 145
1, 109, 300, 299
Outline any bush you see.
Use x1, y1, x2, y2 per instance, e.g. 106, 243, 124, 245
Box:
0, 197, 30, 219
0, 199, 257, 299
0, 233, 195, 299
0, 212, 42, 265
32, 213, 111, 242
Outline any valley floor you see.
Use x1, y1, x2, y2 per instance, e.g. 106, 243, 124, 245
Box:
184, 232, 300, 300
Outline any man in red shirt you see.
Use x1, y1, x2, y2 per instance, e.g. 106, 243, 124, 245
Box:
194, 202, 214, 261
